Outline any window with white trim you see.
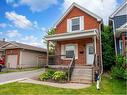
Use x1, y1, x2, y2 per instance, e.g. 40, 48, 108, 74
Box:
71, 17, 80, 31
67, 16, 84, 32
61, 44, 78, 59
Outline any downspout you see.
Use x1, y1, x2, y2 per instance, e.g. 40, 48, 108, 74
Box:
109, 18, 117, 56
99, 20, 103, 75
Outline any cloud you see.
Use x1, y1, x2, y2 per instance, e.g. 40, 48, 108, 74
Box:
6, 30, 21, 38
0, 23, 7, 28
5, 11, 33, 29
62, 0, 118, 24
6, 0, 19, 7
20, 0, 58, 12
21, 35, 42, 47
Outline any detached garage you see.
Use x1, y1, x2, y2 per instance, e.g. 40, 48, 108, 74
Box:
1, 41, 47, 68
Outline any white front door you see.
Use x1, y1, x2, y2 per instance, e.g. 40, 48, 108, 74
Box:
7, 55, 18, 68
86, 43, 94, 65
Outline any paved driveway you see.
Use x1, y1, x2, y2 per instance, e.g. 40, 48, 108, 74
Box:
0, 69, 44, 85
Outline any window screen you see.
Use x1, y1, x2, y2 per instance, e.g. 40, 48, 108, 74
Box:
65, 45, 75, 58
71, 18, 80, 31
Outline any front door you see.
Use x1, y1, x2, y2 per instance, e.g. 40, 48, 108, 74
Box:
86, 43, 94, 65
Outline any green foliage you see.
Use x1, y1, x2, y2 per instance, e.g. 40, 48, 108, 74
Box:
52, 71, 67, 81
45, 28, 56, 54
101, 26, 115, 71
111, 55, 127, 80
47, 28, 55, 35
39, 69, 67, 82
39, 69, 55, 81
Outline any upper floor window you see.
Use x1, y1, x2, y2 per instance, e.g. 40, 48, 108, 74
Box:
71, 17, 80, 31
67, 16, 84, 32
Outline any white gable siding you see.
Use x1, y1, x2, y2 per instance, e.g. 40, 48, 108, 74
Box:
115, 4, 127, 16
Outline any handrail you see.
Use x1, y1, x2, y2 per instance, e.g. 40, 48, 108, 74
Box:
68, 55, 75, 81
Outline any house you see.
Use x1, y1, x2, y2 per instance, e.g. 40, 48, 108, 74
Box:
45, 3, 103, 83
0, 41, 47, 68
109, 1, 127, 57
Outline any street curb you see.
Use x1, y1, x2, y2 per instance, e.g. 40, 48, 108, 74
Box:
0, 78, 28, 85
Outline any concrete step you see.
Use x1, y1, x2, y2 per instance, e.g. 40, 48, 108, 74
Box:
73, 68, 92, 73
71, 75, 92, 79
71, 79, 92, 84
74, 65, 93, 69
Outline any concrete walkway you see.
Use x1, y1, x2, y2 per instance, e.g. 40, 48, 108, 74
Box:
19, 78, 91, 89
0, 69, 44, 85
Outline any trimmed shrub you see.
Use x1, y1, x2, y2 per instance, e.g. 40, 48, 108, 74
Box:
52, 71, 67, 82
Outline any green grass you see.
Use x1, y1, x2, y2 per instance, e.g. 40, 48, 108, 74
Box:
0, 67, 40, 74
0, 75, 126, 95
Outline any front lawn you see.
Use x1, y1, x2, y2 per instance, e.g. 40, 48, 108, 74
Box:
0, 75, 126, 95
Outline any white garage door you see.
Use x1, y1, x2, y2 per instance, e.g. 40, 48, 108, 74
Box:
7, 55, 18, 68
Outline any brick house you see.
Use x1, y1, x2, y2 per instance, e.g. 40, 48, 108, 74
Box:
45, 3, 103, 83
109, 1, 127, 57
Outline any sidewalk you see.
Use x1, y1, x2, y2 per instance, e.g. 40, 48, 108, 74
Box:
18, 78, 91, 89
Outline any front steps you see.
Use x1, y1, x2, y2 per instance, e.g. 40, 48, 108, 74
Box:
71, 66, 93, 84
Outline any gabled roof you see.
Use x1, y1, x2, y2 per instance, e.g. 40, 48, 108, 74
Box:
0, 40, 8, 47
0, 40, 9, 51
54, 3, 102, 27
1, 41, 47, 52
110, 1, 127, 18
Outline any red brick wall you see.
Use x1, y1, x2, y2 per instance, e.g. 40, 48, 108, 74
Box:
56, 6, 100, 34
55, 38, 101, 65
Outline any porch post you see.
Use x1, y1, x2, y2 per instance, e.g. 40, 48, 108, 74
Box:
94, 36, 97, 54
47, 40, 49, 66
93, 36, 97, 67
122, 32, 125, 55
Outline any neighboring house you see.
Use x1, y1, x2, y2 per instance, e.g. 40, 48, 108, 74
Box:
109, 1, 127, 57
45, 3, 103, 83
0, 41, 47, 68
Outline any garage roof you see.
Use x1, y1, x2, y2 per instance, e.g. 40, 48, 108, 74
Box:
1, 41, 47, 53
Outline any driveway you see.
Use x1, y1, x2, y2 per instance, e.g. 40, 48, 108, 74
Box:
0, 69, 44, 85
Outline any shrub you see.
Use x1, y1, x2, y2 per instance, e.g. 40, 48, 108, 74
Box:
101, 26, 115, 71
111, 55, 127, 80
52, 71, 67, 81
39, 69, 55, 81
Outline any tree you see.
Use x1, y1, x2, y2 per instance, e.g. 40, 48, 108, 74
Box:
101, 26, 115, 71
44, 28, 55, 54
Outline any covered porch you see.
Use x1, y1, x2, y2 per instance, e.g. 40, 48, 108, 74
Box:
45, 29, 101, 68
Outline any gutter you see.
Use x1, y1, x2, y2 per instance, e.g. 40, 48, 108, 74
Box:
109, 18, 117, 56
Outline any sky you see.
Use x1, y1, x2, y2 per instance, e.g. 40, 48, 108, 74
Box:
0, 0, 125, 48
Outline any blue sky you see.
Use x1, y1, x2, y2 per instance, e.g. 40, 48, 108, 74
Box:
0, 0, 124, 48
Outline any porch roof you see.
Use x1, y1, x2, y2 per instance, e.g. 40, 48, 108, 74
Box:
45, 29, 98, 41
116, 22, 127, 37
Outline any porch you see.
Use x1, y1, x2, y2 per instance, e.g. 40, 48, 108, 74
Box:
45, 29, 101, 66
45, 29, 102, 83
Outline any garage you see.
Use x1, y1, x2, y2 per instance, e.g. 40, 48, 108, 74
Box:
7, 55, 18, 68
